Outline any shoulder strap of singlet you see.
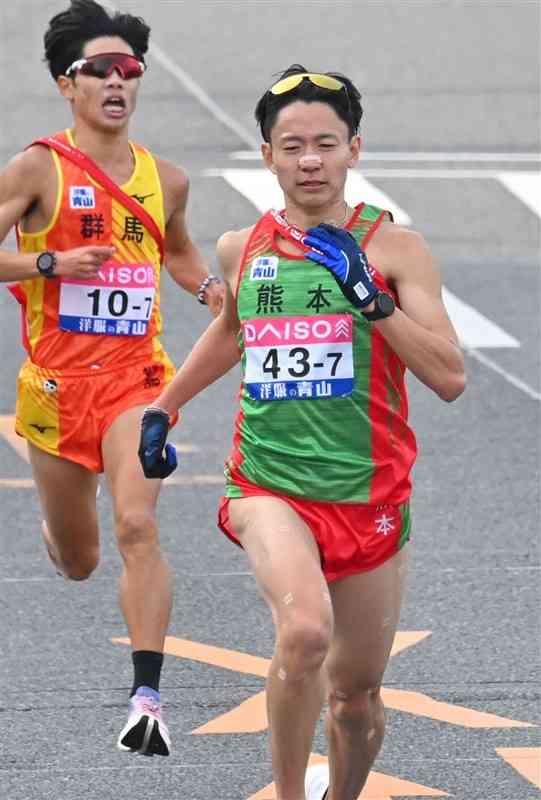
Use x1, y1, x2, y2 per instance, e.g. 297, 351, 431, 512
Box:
234, 211, 275, 298
29, 137, 165, 264
357, 204, 394, 250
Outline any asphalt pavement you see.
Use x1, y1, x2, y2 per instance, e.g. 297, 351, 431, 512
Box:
0, 2, 539, 799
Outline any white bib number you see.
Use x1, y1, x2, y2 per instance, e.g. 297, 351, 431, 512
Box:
243, 314, 354, 401
59, 262, 156, 336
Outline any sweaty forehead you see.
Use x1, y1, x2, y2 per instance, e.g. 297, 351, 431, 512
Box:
83, 37, 134, 58
271, 100, 349, 142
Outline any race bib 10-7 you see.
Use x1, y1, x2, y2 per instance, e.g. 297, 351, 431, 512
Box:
243, 314, 354, 401
59, 263, 156, 336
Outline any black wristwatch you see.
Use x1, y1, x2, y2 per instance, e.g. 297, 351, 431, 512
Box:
362, 291, 396, 321
36, 251, 57, 279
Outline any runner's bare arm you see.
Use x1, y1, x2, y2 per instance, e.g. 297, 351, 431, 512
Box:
158, 158, 223, 316
0, 147, 114, 281
0, 149, 49, 280
150, 229, 249, 417
371, 225, 466, 401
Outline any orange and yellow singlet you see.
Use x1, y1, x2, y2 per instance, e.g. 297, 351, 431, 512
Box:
14, 129, 171, 372
11, 129, 175, 470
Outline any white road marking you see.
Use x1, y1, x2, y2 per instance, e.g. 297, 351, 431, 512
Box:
348, 173, 412, 225
206, 167, 539, 398
466, 348, 541, 402
441, 288, 519, 350
105, 6, 538, 402
497, 171, 541, 220
0, 574, 254, 583
105, 2, 258, 149
0, 476, 226, 489
204, 169, 519, 350
205, 167, 412, 225
147, 45, 260, 150
109, 0, 541, 233
343, 168, 537, 179
231, 150, 541, 163
2, 567, 537, 583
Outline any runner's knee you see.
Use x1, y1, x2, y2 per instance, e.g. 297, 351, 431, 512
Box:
62, 548, 100, 581
328, 683, 383, 728
116, 508, 158, 555
276, 617, 332, 679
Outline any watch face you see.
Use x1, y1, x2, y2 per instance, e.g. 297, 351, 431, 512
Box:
378, 292, 395, 316
37, 252, 55, 273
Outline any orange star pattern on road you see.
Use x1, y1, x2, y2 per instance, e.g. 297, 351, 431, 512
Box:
113, 632, 534, 799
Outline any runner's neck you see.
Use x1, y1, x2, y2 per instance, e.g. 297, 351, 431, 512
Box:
69, 125, 135, 185
282, 199, 351, 232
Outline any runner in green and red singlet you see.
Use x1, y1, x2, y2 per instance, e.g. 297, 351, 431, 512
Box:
139, 65, 466, 800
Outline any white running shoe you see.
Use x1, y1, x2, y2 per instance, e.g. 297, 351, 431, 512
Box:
117, 686, 171, 756
304, 764, 329, 799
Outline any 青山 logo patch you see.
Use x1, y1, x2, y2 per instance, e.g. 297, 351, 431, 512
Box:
70, 186, 96, 209
250, 256, 278, 281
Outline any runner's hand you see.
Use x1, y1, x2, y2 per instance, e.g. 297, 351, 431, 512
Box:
204, 280, 225, 318
138, 407, 178, 479
303, 224, 378, 309
55, 246, 115, 279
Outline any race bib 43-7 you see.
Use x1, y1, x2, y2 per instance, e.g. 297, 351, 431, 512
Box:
59, 262, 156, 336
243, 314, 354, 401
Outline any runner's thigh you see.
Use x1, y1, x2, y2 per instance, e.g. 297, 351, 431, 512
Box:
28, 442, 99, 549
102, 404, 162, 520
228, 496, 332, 626
326, 547, 408, 686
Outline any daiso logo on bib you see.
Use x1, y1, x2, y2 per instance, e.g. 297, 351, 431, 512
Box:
243, 314, 352, 346
96, 263, 155, 287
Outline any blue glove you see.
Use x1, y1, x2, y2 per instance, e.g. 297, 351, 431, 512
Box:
138, 407, 178, 479
303, 223, 378, 309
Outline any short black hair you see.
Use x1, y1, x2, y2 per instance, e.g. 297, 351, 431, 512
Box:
255, 63, 363, 143
44, 0, 150, 80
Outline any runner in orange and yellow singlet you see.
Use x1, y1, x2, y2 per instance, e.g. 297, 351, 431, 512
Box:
0, 0, 223, 758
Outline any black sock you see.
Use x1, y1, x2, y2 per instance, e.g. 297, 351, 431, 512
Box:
130, 650, 164, 696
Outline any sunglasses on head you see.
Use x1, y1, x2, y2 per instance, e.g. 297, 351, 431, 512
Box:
262, 72, 353, 140
269, 72, 346, 96
65, 52, 146, 80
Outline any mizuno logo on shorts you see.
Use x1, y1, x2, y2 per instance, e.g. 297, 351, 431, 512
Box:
30, 424, 56, 434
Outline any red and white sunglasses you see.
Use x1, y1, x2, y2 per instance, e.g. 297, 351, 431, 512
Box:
65, 52, 146, 80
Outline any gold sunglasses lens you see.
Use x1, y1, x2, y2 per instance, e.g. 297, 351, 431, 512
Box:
270, 74, 306, 95
270, 73, 344, 95
308, 74, 344, 91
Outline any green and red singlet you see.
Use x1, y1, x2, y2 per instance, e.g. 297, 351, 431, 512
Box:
225, 203, 417, 505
